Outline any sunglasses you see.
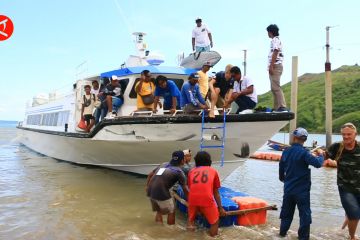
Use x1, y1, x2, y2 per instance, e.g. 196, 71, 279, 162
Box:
341, 123, 356, 130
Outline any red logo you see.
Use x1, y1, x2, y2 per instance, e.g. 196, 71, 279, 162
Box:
0, 15, 14, 41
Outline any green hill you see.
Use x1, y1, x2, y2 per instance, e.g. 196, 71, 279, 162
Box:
257, 64, 360, 133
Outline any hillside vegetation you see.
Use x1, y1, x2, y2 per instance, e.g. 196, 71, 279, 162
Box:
257, 65, 360, 133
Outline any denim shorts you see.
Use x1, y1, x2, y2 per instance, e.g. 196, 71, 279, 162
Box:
112, 97, 123, 111
338, 187, 360, 220
195, 46, 210, 52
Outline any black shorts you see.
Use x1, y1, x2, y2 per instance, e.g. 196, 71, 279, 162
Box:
84, 114, 94, 125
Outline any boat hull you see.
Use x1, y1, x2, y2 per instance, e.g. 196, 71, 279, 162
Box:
17, 114, 292, 179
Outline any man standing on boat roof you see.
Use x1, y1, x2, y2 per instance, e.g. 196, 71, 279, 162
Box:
146, 151, 188, 225
192, 18, 213, 52
135, 70, 155, 111
223, 66, 257, 114
104, 75, 124, 119
180, 73, 208, 114
267, 24, 287, 112
153, 75, 181, 114
279, 127, 324, 240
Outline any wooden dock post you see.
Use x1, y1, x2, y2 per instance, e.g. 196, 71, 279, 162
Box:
289, 56, 298, 144
325, 26, 333, 147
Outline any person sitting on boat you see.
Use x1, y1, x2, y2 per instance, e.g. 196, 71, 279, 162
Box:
104, 75, 124, 119
180, 73, 208, 114
153, 75, 181, 114
279, 127, 324, 240
182, 149, 192, 176
187, 151, 226, 237
192, 18, 213, 52
81, 85, 96, 132
197, 62, 211, 100
95, 77, 110, 123
146, 151, 189, 225
135, 70, 155, 111
223, 66, 257, 114
208, 64, 234, 118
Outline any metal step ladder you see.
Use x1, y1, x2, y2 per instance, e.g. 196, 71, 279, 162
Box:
200, 109, 227, 166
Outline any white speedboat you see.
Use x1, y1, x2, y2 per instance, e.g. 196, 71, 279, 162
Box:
17, 33, 294, 179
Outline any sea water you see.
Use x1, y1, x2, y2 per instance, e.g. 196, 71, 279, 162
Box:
0, 121, 356, 239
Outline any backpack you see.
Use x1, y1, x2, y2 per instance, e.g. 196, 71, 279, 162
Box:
83, 94, 96, 107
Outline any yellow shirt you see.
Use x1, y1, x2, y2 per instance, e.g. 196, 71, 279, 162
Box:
197, 70, 209, 98
135, 81, 155, 109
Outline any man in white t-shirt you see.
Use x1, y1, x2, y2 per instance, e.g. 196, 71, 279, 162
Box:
223, 66, 257, 113
267, 24, 287, 112
192, 18, 213, 52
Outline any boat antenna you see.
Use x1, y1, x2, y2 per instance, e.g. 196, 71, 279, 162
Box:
113, 0, 134, 43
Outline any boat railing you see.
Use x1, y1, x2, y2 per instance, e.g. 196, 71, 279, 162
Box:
128, 108, 232, 117
162, 110, 184, 116
130, 111, 154, 117
195, 107, 232, 116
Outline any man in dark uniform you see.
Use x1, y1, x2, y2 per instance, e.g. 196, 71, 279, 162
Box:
146, 151, 189, 225
279, 127, 324, 240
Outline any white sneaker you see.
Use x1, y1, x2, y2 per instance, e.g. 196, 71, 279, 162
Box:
105, 112, 117, 119
239, 109, 254, 114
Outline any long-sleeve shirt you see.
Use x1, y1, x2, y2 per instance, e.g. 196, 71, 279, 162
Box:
180, 82, 206, 107
279, 143, 324, 194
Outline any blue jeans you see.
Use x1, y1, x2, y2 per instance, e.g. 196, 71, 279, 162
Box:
112, 97, 123, 112
94, 108, 102, 124
339, 187, 360, 220
195, 46, 210, 52
234, 95, 256, 113
280, 192, 311, 240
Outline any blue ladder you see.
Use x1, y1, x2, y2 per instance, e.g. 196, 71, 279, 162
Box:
200, 110, 227, 166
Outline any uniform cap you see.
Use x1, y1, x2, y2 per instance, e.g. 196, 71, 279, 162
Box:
293, 127, 308, 138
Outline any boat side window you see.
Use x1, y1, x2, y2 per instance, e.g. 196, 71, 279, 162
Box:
27, 114, 41, 125
129, 78, 155, 98
119, 78, 129, 95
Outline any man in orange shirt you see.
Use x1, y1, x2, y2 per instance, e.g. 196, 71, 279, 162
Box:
187, 151, 226, 237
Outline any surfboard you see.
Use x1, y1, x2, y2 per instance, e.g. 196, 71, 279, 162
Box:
180, 51, 221, 69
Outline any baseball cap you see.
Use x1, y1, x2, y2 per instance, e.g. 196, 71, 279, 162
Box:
111, 75, 118, 81
195, 17, 202, 22
170, 150, 184, 165
293, 127, 308, 138
189, 73, 199, 79
183, 149, 191, 155
203, 61, 211, 67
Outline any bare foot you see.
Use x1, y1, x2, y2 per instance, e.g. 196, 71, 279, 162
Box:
187, 223, 196, 231
209, 110, 215, 118
342, 216, 348, 229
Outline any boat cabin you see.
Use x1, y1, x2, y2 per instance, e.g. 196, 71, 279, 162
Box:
23, 65, 196, 133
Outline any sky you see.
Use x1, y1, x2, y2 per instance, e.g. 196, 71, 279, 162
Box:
1, 0, 360, 121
